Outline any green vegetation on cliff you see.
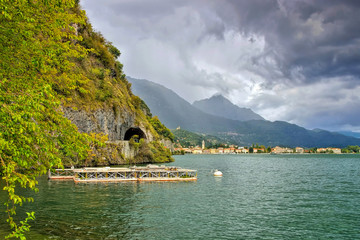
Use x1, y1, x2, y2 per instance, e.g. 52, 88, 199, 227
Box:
0, 1, 93, 237
131, 139, 173, 164
149, 116, 174, 142
0, 0, 172, 238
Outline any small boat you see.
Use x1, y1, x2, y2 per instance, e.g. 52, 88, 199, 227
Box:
213, 169, 223, 177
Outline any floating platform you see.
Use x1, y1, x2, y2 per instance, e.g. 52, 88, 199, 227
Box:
48, 165, 197, 183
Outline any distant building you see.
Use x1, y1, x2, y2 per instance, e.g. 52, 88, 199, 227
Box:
295, 147, 304, 153
202, 140, 205, 150
327, 148, 341, 154
242, 148, 249, 154
253, 148, 265, 153
183, 148, 192, 154
317, 148, 327, 153
272, 146, 293, 154
210, 148, 218, 154
253, 148, 266, 153
332, 148, 341, 154
192, 147, 203, 154
203, 149, 211, 154
317, 147, 341, 154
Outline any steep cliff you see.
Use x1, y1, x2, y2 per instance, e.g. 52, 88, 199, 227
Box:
59, 5, 174, 166
0, 2, 175, 237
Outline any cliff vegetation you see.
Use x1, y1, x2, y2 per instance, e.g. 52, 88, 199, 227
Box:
0, 0, 173, 238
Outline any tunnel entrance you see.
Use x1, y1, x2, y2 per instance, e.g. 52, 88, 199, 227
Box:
124, 127, 146, 141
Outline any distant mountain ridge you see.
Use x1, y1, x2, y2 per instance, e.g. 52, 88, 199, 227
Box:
127, 77, 241, 133
128, 77, 360, 148
337, 131, 360, 139
193, 94, 264, 121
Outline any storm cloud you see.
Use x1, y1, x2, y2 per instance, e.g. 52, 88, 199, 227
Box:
81, 0, 360, 132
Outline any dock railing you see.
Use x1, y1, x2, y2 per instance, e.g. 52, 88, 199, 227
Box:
48, 169, 74, 180
48, 166, 197, 182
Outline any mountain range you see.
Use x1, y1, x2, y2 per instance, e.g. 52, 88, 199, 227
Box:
337, 131, 360, 139
128, 77, 360, 148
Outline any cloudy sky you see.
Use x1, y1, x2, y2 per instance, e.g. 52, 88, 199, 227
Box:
81, 0, 360, 132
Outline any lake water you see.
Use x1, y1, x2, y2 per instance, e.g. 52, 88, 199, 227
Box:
1, 154, 360, 239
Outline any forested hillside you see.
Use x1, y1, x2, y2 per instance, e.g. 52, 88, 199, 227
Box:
0, 1, 172, 237
172, 128, 234, 148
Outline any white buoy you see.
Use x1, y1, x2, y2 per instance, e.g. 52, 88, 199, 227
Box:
213, 169, 223, 177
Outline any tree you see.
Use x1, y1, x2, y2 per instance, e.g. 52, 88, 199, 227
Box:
342, 145, 360, 153
309, 147, 317, 153
266, 146, 272, 153
0, 1, 92, 238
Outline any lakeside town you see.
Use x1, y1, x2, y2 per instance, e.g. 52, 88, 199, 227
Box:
174, 140, 359, 155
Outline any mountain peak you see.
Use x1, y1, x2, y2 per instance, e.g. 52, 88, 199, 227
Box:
193, 95, 264, 121
208, 94, 231, 102
210, 92, 225, 98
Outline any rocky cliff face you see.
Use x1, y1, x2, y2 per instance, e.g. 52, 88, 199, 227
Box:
63, 106, 154, 142
63, 106, 168, 166
161, 139, 174, 152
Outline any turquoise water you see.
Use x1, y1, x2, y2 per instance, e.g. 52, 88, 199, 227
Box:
1, 154, 360, 239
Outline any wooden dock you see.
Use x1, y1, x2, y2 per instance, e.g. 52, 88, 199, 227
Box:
48, 165, 197, 183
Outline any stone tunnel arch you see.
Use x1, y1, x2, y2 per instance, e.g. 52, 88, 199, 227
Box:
124, 127, 147, 141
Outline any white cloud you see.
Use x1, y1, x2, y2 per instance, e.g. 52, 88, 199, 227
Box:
248, 76, 360, 131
